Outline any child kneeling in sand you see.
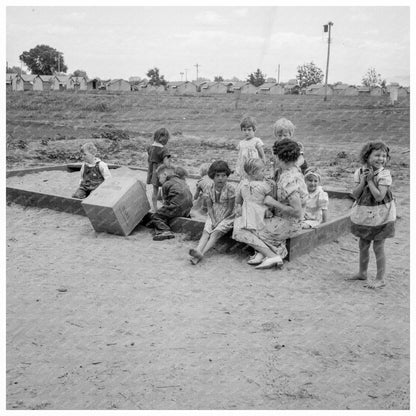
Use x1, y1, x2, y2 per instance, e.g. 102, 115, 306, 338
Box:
148, 164, 193, 241
301, 167, 329, 228
72, 142, 111, 199
189, 161, 235, 264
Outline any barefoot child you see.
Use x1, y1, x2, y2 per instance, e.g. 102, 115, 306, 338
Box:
301, 167, 329, 228
235, 116, 266, 179
348, 141, 396, 289
146, 127, 171, 211
189, 161, 235, 264
72, 142, 111, 199
148, 165, 193, 241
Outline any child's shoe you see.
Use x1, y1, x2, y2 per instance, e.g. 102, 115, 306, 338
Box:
153, 231, 175, 241
247, 252, 265, 265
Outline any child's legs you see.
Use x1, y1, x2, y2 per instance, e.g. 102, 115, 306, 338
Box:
200, 230, 224, 255
373, 239, 386, 281
196, 231, 210, 254
151, 185, 159, 210
250, 244, 276, 259
150, 212, 172, 232
358, 238, 371, 276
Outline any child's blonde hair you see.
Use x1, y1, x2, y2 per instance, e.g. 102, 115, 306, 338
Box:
240, 116, 257, 131
156, 164, 174, 177
199, 163, 210, 177
304, 167, 322, 183
81, 142, 98, 156
273, 118, 295, 138
244, 158, 265, 177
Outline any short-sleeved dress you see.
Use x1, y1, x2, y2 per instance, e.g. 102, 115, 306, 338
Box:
204, 182, 236, 234
302, 185, 329, 228
146, 143, 171, 186
350, 167, 396, 240
233, 167, 307, 259
235, 137, 264, 178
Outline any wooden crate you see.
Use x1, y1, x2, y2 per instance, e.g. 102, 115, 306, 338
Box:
81, 176, 150, 236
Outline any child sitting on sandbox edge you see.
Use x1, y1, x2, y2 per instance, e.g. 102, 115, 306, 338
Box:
147, 164, 193, 241
72, 142, 111, 199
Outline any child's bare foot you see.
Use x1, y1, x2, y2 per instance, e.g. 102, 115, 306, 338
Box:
364, 280, 386, 289
189, 248, 203, 259
190, 257, 201, 265
345, 274, 367, 281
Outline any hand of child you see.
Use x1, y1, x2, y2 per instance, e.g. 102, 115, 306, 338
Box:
366, 168, 375, 182
360, 168, 370, 183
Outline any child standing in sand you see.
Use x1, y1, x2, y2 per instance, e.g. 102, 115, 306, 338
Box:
72, 142, 111, 199
146, 127, 171, 211
193, 163, 213, 215
235, 116, 265, 179
272, 118, 308, 179
301, 167, 329, 228
347, 141, 396, 289
189, 161, 235, 264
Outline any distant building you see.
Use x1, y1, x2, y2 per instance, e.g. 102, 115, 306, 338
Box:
356, 86, 371, 95
87, 78, 101, 90
33, 75, 54, 91
51, 75, 69, 91
140, 82, 166, 93
200, 81, 229, 95
13, 74, 36, 91
333, 83, 359, 96
370, 85, 383, 96
306, 83, 333, 95
167, 81, 198, 95
106, 79, 131, 91
257, 82, 284, 95
68, 75, 88, 90
6, 73, 18, 91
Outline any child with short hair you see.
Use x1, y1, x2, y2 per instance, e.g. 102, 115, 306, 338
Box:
272, 117, 307, 180
193, 163, 213, 215
146, 127, 171, 211
72, 142, 111, 199
148, 164, 193, 241
189, 161, 235, 264
301, 167, 329, 228
347, 141, 396, 289
235, 116, 265, 178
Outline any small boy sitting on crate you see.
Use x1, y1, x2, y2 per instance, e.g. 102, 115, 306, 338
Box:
72, 142, 111, 199
148, 164, 193, 241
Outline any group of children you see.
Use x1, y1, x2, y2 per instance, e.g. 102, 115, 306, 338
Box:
72, 117, 396, 288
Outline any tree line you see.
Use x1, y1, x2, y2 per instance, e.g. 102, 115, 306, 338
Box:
7, 44, 387, 88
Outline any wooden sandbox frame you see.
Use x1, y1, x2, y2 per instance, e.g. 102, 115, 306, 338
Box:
6, 164, 354, 261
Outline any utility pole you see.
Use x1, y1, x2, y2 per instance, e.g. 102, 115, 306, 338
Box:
58, 52, 60, 73
194, 63, 200, 81
185, 68, 188, 82
323, 21, 333, 102
277, 64, 280, 84
180, 72, 184, 82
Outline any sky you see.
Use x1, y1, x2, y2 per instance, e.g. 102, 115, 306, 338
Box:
4, 2, 412, 86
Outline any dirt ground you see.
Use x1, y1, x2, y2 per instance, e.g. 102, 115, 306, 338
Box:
5, 92, 411, 410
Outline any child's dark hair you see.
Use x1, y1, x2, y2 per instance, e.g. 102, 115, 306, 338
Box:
359, 141, 391, 164
154, 127, 170, 144
174, 166, 189, 179
272, 139, 300, 163
208, 160, 232, 179
240, 116, 257, 131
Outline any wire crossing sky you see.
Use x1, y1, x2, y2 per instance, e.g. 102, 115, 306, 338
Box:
5, 5, 411, 86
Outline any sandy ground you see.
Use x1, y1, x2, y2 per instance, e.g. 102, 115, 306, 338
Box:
5, 166, 410, 410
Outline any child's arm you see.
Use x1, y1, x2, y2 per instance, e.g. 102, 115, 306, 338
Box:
162, 156, 171, 167
264, 194, 303, 219
366, 170, 388, 201
351, 169, 368, 200
257, 145, 266, 162
321, 209, 328, 223
206, 197, 216, 225
193, 185, 202, 200
98, 162, 111, 180
79, 163, 85, 185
